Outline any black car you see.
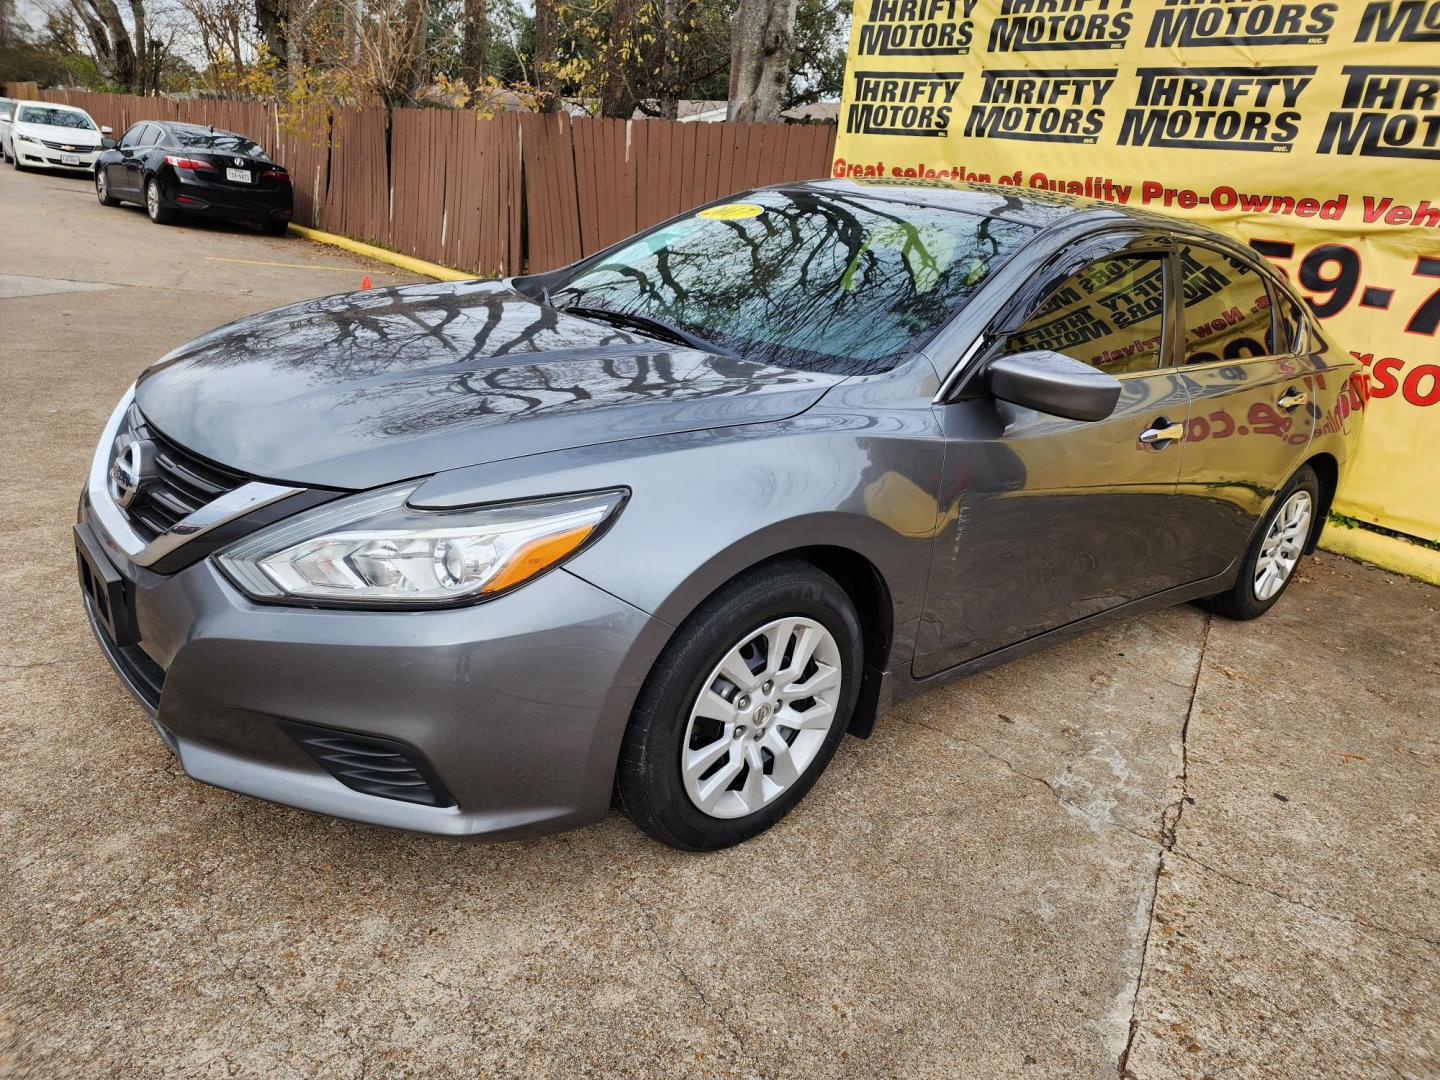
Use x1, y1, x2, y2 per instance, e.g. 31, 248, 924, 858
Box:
95, 120, 293, 234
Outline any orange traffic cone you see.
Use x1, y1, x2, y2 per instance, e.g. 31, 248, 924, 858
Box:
360, 276, 372, 290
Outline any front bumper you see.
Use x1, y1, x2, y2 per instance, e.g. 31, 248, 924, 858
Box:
77, 490, 670, 839
14, 142, 98, 170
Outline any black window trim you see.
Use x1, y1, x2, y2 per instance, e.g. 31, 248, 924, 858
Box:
1172, 238, 1301, 371
940, 227, 1177, 402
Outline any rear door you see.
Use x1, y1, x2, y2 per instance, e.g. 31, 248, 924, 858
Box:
1167, 243, 1320, 582
915, 233, 1192, 676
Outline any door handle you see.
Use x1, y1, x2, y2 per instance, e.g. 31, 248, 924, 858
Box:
1277, 387, 1309, 410
1139, 418, 1185, 448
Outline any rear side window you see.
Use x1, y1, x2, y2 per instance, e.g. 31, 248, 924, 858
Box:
1004, 254, 1167, 375
1178, 246, 1275, 365
1268, 284, 1305, 354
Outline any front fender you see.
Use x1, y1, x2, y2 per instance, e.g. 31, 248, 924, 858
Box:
411, 412, 946, 658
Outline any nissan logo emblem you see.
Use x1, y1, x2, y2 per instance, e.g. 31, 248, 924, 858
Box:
109, 439, 158, 508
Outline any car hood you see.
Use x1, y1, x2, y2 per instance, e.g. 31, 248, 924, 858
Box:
17, 122, 100, 146
135, 280, 845, 489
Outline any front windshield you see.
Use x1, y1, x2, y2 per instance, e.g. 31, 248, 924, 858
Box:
553, 189, 1035, 374
17, 106, 96, 130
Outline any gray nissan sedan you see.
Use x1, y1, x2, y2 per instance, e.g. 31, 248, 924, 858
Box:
77, 181, 1364, 850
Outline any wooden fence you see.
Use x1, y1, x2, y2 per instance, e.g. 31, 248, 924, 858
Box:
5, 87, 836, 276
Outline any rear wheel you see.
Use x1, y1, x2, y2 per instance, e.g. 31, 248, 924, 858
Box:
617, 561, 861, 851
96, 169, 119, 207
145, 178, 175, 224
263, 219, 289, 237
1198, 465, 1320, 620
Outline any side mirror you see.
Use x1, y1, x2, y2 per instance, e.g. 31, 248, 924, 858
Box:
984, 349, 1122, 422
100, 138, 118, 150
100, 126, 113, 135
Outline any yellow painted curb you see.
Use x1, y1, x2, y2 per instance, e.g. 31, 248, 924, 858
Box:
1320, 525, 1440, 586
287, 224, 474, 282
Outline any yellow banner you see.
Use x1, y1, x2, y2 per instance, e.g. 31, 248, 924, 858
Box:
834, 0, 1440, 542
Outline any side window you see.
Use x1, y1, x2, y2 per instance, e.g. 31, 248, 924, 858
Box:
119, 124, 145, 148
139, 124, 161, 146
1178, 246, 1275, 365
1268, 282, 1304, 354
1004, 255, 1167, 375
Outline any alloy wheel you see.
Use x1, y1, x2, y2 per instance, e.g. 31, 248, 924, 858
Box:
96, 172, 107, 199
1253, 490, 1312, 601
680, 616, 843, 819
146, 182, 159, 219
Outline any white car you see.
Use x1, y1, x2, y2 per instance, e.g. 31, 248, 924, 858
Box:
0, 99, 14, 161
8, 101, 112, 173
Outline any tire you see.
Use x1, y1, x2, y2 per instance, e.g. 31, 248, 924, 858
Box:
96, 169, 120, 207
616, 560, 862, 851
263, 219, 290, 237
1198, 465, 1320, 620
145, 178, 176, 224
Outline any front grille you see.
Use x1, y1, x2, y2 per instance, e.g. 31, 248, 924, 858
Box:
111, 403, 248, 541
280, 721, 456, 807
41, 139, 93, 152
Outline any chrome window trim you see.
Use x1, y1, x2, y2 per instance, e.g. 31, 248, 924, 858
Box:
87, 385, 304, 568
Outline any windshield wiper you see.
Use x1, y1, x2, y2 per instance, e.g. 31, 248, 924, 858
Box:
560, 304, 736, 358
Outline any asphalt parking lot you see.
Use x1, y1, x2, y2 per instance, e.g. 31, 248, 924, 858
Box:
2, 162, 1438, 1080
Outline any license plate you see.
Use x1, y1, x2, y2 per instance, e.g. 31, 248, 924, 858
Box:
75, 523, 138, 646
62, 154, 80, 166
226, 167, 251, 183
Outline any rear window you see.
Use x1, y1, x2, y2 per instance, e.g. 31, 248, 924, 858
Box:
553, 189, 1035, 375
171, 129, 268, 159
17, 106, 95, 130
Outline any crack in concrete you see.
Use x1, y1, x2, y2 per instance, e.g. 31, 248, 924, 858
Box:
1172, 846, 1440, 950
1117, 610, 1210, 1078
558, 839, 767, 1080
622, 883, 768, 1080
896, 712, 1160, 847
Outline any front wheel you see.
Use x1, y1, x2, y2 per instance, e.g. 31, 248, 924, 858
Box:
96, 169, 120, 206
1198, 465, 1320, 620
145, 178, 176, 224
616, 561, 862, 851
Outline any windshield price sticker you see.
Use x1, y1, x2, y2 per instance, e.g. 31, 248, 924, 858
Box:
697, 203, 765, 221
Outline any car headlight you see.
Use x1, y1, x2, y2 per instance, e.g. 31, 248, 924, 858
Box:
15, 132, 37, 143
215, 483, 626, 607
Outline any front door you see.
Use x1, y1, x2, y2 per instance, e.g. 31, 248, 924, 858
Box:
915, 247, 1191, 677
1166, 243, 1320, 582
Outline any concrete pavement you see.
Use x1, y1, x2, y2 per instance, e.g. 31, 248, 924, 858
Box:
1, 162, 1436, 1079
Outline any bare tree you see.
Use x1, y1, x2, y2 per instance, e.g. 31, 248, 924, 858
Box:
67, 0, 169, 91
533, 0, 556, 111
727, 0, 796, 122
458, 0, 486, 95
175, 0, 253, 91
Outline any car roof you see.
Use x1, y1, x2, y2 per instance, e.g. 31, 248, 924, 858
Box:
777, 178, 1263, 259
16, 100, 88, 113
